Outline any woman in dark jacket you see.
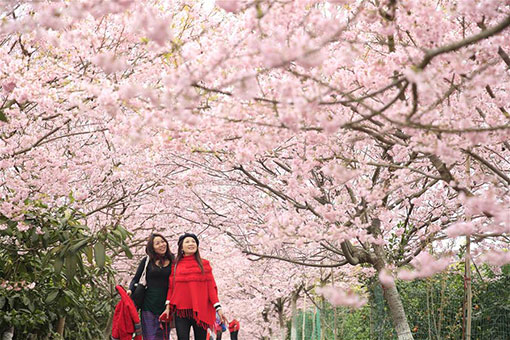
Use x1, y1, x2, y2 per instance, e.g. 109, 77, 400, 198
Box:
128, 233, 174, 340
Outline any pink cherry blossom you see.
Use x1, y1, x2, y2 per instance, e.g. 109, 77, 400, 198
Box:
2, 81, 16, 93
397, 252, 452, 280
445, 222, 476, 238
482, 250, 510, 267
91, 52, 127, 74
316, 286, 367, 309
379, 269, 395, 287
216, 0, 240, 13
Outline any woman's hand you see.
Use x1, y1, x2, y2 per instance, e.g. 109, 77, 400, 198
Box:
126, 289, 132, 296
217, 308, 228, 325
159, 307, 171, 322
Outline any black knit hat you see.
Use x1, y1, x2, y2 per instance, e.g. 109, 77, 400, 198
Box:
178, 233, 199, 246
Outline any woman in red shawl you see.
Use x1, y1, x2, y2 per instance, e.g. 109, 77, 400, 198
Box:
160, 233, 228, 340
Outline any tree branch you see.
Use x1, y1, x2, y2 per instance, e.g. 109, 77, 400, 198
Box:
418, 15, 510, 69
11, 119, 72, 157
243, 250, 347, 268
462, 149, 510, 186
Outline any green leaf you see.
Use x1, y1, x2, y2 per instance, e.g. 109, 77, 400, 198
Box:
64, 209, 72, 221
65, 254, 77, 280
54, 257, 63, 275
0, 296, 5, 308
86, 245, 93, 264
7, 297, 15, 309
62, 289, 76, 300
69, 238, 89, 253
94, 242, 105, 268
502, 264, 510, 276
28, 299, 35, 312
0, 109, 8, 123
115, 225, 127, 239
30, 230, 39, 243
123, 245, 133, 259
45, 290, 59, 304
111, 228, 123, 241
68, 191, 75, 204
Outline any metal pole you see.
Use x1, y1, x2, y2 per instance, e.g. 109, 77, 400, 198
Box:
332, 269, 337, 340
302, 289, 307, 340
465, 236, 472, 340
464, 154, 472, 340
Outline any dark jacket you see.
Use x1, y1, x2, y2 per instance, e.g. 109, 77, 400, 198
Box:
129, 256, 172, 314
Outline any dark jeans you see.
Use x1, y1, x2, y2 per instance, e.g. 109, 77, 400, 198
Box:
230, 330, 239, 340
141, 310, 170, 340
174, 315, 207, 340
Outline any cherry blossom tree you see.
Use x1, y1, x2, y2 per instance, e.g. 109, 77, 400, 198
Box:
161, 2, 509, 338
1, 1, 510, 339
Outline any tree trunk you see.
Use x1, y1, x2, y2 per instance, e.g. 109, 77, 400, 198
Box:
382, 283, 414, 340
2, 327, 14, 340
370, 219, 414, 340
56, 316, 66, 337
275, 298, 286, 340
290, 292, 299, 340
103, 310, 114, 339
262, 307, 273, 340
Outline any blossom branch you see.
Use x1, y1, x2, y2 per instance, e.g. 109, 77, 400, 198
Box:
10, 118, 72, 157
243, 250, 347, 268
462, 149, 510, 186
418, 15, 510, 69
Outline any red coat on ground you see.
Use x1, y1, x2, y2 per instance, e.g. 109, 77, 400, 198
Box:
111, 285, 142, 340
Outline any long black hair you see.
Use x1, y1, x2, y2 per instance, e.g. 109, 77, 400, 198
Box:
145, 233, 175, 265
175, 233, 204, 273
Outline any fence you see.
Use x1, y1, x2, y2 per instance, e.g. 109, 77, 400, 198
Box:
292, 266, 510, 340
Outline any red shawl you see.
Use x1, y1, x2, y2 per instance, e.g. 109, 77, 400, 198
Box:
166, 256, 219, 330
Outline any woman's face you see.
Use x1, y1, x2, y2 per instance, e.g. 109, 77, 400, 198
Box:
153, 236, 167, 256
182, 237, 198, 256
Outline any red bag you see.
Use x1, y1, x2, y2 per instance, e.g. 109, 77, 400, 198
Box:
159, 311, 175, 340
159, 311, 175, 328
